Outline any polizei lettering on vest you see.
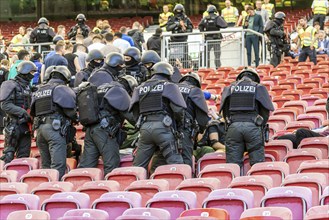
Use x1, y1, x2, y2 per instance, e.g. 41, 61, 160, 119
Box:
179, 87, 191, 94
139, 84, 164, 94
34, 89, 52, 98
234, 85, 256, 93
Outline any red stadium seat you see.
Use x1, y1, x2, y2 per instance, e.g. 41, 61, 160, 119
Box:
304, 78, 322, 88
281, 90, 303, 100
282, 100, 308, 114
0, 182, 28, 197
63, 209, 109, 220
0, 170, 18, 183
320, 186, 329, 205
301, 94, 323, 106
4, 158, 38, 180
243, 154, 276, 176
306, 106, 328, 120
305, 205, 329, 220
310, 88, 328, 98
297, 113, 324, 128
298, 137, 329, 158
20, 169, 59, 193
314, 98, 328, 106
271, 85, 291, 96
7, 210, 50, 220
283, 148, 322, 173
268, 116, 292, 132
271, 71, 290, 80
105, 166, 147, 191
272, 108, 298, 121
197, 152, 226, 174
121, 208, 171, 220
62, 168, 103, 191
203, 188, 254, 220
297, 61, 314, 69
297, 159, 329, 179
180, 208, 229, 220
272, 96, 294, 108
284, 121, 315, 132
240, 207, 293, 220
150, 164, 192, 190
260, 186, 312, 220
265, 140, 293, 161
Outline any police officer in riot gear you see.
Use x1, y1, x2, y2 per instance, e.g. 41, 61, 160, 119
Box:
199, 5, 228, 68
0, 61, 36, 163
88, 52, 124, 87
130, 61, 186, 170
123, 47, 148, 84
141, 50, 182, 83
220, 68, 274, 170
30, 65, 77, 179
151, 72, 209, 169
74, 49, 104, 87
264, 12, 288, 67
78, 75, 137, 175
166, 4, 193, 68
67, 14, 91, 40
30, 17, 56, 52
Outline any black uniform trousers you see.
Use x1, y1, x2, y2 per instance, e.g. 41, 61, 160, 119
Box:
313, 14, 326, 30
299, 46, 317, 65
277, 128, 323, 149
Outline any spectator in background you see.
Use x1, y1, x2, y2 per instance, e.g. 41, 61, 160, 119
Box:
101, 24, 112, 34
56, 25, 66, 39
236, 4, 250, 27
88, 34, 105, 51
74, 44, 88, 69
324, 26, 329, 40
297, 17, 317, 64
244, 6, 263, 67
0, 29, 5, 46
288, 43, 301, 58
73, 34, 88, 53
0, 59, 10, 83
128, 22, 146, 52
255, 0, 269, 26
30, 53, 42, 85
64, 41, 81, 87
92, 19, 104, 34
22, 28, 33, 44
11, 26, 26, 52
8, 49, 30, 80
314, 21, 321, 33
159, 5, 174, 30
83, 32, 95, 48
147, 28, 162, 56
44, 40, 68, 70
221, 0, 239, 27
316, 30, 329, 55
262, 0, 275, 19
119, 26, 134, 46
113, 32, 131, 53
312, 0, 328, 30
101, 32, 120, 56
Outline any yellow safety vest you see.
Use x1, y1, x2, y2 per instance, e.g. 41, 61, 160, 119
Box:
159, 12, 174, 27
299, 26, 318, 48
262, 3, 274, 18
313, 0, 327, 15
242, 10, 248, 25
221, 7, 238, 23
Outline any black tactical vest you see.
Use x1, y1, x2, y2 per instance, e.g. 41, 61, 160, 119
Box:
14, 82, 31, 111
205, 16, 217, 32
229, 80, 258, 112
36, 27, 50, 43
34, 83, 57, 116
138, 80, 165, 114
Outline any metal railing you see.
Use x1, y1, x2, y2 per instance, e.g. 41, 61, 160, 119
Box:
0, 42, 54, 55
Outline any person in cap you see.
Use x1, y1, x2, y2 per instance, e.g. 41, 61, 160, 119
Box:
264, 11, 288, 67
0, 61, 36, 163
130, 61, 186, 170
219, 68, 274, 171
67, 14, 91, 40
123, 47, 148, 84
199, 5, 228, 68
30, 65, 77, 179
78, 75, 137, 175
30, 17, 56, 52
74, 49, 104, 87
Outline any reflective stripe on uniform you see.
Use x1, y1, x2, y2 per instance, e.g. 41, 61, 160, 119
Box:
262, 3, 274, 17
222, 7, 238, 23
313, 0, 327, 15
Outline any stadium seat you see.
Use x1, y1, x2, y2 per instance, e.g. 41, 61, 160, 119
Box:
146, 190, 197, 220
282, 173, 327, 207
202, 188, 254, 220
284, 121, 315, 132
198, 163, 240, 188
196, 152, 226, 174
0, 160, 4, 170
298, 137, 329, 159
297, 61, 314, 69
7, 210, 50, 220
41, 192, 90, 220
257, 64, 274, 74
216, 67, 234, 78
283, 148, 323, 173
306, 106, 328, 120
240, 207, 293, 220
304, 205, 329, 220
265, 140, 293, 161
180, 208, 229, 220
0, 182, 28, 197
243, 154, 276, 175
282, 101, 308, 115
0, 170, 18, 183
272, 108, 298, 121
125, 179, 169, 206
105, 166, 147, 191
4, 158, 39, 179
310, 88, 328, 98
176, 178, 220, 208
310, 73, 328, 83
62, 168, 103, 190
115, 215, 158, 220
293, 69, 309, 78
296, 113, 324, 128
247, 162, 289, 187
77, 180, 120, 207
121, 208, 171, 220
281, 90, 304, 101
92, 191, 142, 220
268, 115, 291, 131
320, 186, 329, 205
271, 85, 291, 96
314, 98, 328, 106
260, 186, 312, 220
271, 71, 290, 80
263, 76, 278, 86
297, 84, 317, 96
301, 94, 323, 106
297, 159, 329, 179
304, 78, 322, 88
20, 169, 59, 192
31, 181, 74, 208
229, 175, 273, 207
286, 75, 304, 84
63, 209, 109, 220
150, 164, 192, 190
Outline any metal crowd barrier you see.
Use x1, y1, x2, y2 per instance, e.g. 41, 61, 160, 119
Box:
0, 42, 54, 55
161, 28, 266, 69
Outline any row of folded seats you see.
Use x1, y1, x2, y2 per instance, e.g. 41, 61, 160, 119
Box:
1, 158, 328, 219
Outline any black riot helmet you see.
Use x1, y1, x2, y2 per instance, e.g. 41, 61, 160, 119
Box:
151, 61, 174, 76
105, 52, 124, 67
123, 47, 141, 63
174, 4, 185, 14
274, 12, 286, 21
17, 61, 37, 75
207, 5, 217, 13
86, 49, 104, 62
141, 50, 161, 65
236, 68, 260, 83
119, 75, 138, 94
179, 72, 201, 88
46, 65, 71, 82
76, 14, 86, 22
38, 17, 49, 25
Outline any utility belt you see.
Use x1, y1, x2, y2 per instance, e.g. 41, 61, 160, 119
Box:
227, 114, 264, 127
98, 115, 127, 145
35, 114, 71, 137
